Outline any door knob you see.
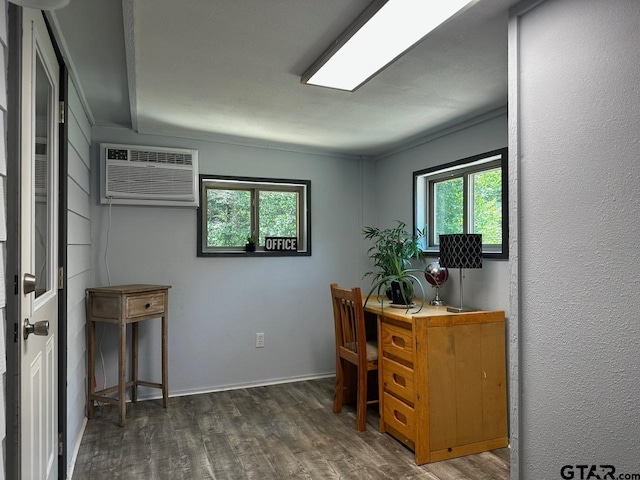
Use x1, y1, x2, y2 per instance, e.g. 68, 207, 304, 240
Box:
23, 273, 37, 294
24, 319, 49, 340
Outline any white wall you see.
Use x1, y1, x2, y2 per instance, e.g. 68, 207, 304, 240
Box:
89, 127, 371, 396
514, 0, 640, 477
65, 78, 91, 474
373, 113, 509, 313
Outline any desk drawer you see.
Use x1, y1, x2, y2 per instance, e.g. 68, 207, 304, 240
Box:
126, 293, 166, 317
380, 322, 414, 364
383, 392, 415, 442
383, 357, 415, 404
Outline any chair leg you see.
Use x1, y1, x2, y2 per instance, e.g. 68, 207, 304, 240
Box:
333, 357, 344, 413
356, 366, 367, 431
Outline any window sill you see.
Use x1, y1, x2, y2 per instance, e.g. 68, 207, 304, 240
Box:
197, 250, 311, 258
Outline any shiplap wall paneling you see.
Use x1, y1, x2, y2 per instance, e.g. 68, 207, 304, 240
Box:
65, 78, 91, 475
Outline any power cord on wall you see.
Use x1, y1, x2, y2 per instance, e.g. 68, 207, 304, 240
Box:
105, 197, 113, 286
98, 198, 114, 399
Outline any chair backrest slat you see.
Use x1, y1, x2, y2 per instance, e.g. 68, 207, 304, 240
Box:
330, 283, 366, 362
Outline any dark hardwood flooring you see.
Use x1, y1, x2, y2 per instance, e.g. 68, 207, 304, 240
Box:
72, 377, 509, 480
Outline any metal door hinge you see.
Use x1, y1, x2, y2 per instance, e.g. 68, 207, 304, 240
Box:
59, 101, 65, 124
58, 432, 63, 456
58, 266, 64, 289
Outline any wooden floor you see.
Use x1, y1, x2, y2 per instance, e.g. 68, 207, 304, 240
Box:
72, 377, 509, 480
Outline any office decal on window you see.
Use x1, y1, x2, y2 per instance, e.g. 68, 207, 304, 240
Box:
265, 237, 298, 251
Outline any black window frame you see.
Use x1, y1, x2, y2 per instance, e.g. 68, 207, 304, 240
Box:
197, 174, 311, 257
413, 147, 508, 259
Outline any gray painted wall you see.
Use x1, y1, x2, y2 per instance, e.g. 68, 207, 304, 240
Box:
373, 113, 510, 313
89, 127, 373, 396
514, 0, 640, 477
65, 78, 92, 474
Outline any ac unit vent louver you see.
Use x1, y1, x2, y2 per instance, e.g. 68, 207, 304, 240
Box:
35, 141, 48, 196
35, 154, 48, 196
100, 143, 199, 207
129, 150, 193, 166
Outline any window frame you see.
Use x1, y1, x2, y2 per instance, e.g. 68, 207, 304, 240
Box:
413, 147, 508, 259
197, 174, 311, 257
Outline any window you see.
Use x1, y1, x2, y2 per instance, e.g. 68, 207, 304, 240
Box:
197, 175, 311, 256
413, 148, 508, 258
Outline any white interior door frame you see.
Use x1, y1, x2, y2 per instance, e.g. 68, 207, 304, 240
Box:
4, 5, 67, 479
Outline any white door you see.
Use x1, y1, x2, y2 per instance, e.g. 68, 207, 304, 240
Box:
20, 8, 60, 480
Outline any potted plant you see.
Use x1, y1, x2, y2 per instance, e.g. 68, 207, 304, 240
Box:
363, 221, 426, 310
245, 234, 256, 252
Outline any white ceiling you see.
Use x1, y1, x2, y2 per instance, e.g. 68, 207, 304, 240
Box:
51, 0, 517, 157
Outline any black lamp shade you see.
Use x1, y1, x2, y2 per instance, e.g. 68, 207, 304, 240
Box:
439, 234, 482, 269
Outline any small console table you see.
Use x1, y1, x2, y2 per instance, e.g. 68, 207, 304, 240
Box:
86, 284, 171, 426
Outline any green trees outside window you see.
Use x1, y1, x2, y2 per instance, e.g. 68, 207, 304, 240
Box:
434, 177, 463, 242
206, 189, 251, 247
258, 191, 298, 244
472, 167, 502, 245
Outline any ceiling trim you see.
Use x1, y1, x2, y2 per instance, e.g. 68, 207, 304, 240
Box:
45, 10, 96, 125
122, 0, 138, 132
373, 106, 508, 161
129, 107, 508, 161
509, 0, 547, 17
131, 125, 363, 160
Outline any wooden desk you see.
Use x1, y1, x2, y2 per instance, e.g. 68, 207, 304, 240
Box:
86, 284, 170, 426
364, 299, 508, 465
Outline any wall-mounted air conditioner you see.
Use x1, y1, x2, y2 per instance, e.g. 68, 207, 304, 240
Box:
100, 143, 199, 206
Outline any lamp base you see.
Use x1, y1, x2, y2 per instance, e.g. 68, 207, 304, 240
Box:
430, 299, 445, 306
446, 306, 480, 313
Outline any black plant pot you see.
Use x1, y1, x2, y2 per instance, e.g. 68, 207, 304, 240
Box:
245, 243, 256, 252
389, 281, 413, 305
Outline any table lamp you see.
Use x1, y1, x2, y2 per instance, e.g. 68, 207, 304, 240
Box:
438, 234, 482, 313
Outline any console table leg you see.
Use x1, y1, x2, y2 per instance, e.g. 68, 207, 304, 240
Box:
131, 322, 138, 403
118, 322, 127, 427
162, 312, 168, 408
87, 319, 95, 419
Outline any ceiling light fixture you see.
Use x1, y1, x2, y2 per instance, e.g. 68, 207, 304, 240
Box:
301, 0, 475, 92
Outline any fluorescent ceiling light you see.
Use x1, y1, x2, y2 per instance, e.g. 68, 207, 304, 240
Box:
301, 0, 475, 92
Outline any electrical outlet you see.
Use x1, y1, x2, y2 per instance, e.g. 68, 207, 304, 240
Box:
256, 333, 265, 348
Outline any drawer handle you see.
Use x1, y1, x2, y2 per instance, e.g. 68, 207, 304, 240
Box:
145, 303, 151, 309
394, 409, 408, 426
392, 374, 406, 388
391, 336, 406, 348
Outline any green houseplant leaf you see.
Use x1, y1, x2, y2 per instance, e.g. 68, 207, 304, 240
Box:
362, 221, 426, 312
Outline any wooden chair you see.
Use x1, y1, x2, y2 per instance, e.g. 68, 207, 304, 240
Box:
330, 283, 379, 431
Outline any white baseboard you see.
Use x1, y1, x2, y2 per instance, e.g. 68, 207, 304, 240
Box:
66, 416, 87, 479
131, 371, 335, 402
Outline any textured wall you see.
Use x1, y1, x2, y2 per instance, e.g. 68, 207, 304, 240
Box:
515, 0, 640, 477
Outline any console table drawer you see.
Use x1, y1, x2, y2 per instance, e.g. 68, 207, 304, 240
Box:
382, 357, 415, 405
127, 293, 166, 317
